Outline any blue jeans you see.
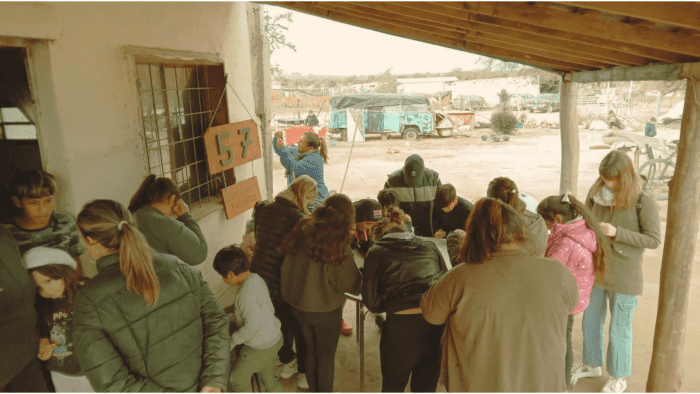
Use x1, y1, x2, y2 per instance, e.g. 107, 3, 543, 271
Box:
582, 287, 638, 378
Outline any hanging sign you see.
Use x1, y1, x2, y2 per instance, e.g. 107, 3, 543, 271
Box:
221, 176, 262, 220
204, 119, 262, 176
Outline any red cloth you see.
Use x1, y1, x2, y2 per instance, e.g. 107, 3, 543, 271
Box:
284, 126, 326, 146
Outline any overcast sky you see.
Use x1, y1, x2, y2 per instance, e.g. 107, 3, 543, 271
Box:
266, 5, 482, 77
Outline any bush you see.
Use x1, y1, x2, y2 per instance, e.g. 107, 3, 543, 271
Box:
490, 110, 518, 135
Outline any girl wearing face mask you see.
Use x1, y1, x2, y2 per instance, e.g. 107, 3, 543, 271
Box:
24, 247, 92, 392
273, 131, 329, 211
128, 175, 207, 266
571, 151, 661, 393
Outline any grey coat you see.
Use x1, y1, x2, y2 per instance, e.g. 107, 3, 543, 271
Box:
135, 206, 208, 266
587, 190, 661, 295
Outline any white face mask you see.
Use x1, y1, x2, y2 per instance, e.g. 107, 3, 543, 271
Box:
593, 185, 616, 206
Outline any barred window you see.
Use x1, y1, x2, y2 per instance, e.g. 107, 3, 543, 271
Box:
136, 62, 234, 205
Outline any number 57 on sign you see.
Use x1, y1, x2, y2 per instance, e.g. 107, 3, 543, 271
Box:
203, 119, 262, 175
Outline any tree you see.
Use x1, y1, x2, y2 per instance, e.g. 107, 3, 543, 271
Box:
476, 56, 524, 73
375, 67, 398, 93
263, 8, 296, 75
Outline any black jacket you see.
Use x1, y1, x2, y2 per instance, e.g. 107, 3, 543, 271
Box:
362, 232, 448, 314
73, 252, 230, 392
0, 226, 38, 388
250, 196, 305, 303
383, 169, 441, 237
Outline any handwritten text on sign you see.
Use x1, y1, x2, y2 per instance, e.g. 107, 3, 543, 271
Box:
221, 177, 262, 220
204, 119, 262, 176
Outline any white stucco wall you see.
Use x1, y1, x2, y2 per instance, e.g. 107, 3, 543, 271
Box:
1, 2, 265, 301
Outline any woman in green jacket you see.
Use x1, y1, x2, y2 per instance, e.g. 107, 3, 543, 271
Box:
129, 175, 208, 266
571, 151, 661, 393
73, 200, 230, 392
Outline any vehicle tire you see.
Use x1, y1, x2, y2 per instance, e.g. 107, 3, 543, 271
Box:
402, 127, 419, 141
638, 158, 673, 200
340, 128, 348, 142
437, 127, 453, 137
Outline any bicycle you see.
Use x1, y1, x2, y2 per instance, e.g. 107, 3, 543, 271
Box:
638, 139, 678, 201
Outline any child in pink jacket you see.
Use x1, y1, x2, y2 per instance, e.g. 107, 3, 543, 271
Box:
538, 192, 610, 390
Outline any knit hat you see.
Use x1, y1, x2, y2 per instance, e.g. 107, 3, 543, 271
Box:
353, 199, 383, 223
23, 247, 77, 270
403, 154, 425, 187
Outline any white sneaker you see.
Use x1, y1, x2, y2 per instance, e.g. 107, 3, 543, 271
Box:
570, 363, 603, 388
602, 377, 627, 393
297, 373, 309, 389
279, 360, 298, 379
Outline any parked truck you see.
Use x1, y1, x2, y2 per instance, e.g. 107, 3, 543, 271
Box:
329, 94, 435, 141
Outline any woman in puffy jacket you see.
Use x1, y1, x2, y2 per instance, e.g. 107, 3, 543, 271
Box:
73, 200, 230, 392
362, 207, 448, 392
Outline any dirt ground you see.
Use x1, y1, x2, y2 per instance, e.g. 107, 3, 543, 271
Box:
270, 111, 700, 392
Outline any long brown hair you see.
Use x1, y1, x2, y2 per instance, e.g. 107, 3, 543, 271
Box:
371, 207, 408, 242
537, 194, 608, 278
460, 198, 527, 264
280, 194, 354, 265
303, 132, 328, 164
128, 175, 181, 213
30, 264, 81, 303
487, 177, 526, 213
589, 151, 641, 211
78, 200, 160, 305
275, 175, 318, 215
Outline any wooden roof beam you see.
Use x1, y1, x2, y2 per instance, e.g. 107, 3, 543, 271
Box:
272, 2, 581, 72
560, 2, 700, 31
323, 3, 618, 69
568, 63, 683, 83
331, 1, 644, 67
433, 2, 700, 59
384, 1, 688, 64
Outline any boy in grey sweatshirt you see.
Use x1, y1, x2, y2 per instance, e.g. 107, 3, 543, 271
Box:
214, 245, 283, 392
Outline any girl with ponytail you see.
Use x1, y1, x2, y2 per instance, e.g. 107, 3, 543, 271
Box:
537, 191, 610, 390
73, 200, 230, 392
362, 206, 447, 392
129, 175, 207, 266
487, 176, 548, 256
421, 198, 579, 392
273, 131, 330, 212
279, 194, 361, 392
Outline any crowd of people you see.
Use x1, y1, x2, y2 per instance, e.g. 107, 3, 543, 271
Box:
0, 126, 661, 393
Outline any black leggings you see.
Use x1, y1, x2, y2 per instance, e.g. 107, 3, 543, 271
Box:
380, 313, 444, 392
273, 300, 307, 373
1, 358, 50, 392
292, 305, 343, 392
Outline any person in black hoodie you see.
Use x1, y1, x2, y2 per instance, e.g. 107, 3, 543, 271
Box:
362, 208, 448, 392
432, 183, 473, 238
383, 154, 441, 237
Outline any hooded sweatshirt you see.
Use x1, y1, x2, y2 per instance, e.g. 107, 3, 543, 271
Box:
546, 218, 597, 315
522, 210, 548, 257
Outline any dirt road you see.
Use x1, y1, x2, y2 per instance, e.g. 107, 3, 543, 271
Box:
272, 122, 700, 392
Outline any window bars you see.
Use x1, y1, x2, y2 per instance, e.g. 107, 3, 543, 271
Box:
136, 63, 232, 206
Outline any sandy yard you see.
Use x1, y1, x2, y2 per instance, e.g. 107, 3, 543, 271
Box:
269, 113, 700, 392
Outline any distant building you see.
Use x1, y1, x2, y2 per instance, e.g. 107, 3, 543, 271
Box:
449, 77, 540, 106
397, 77, 458, 95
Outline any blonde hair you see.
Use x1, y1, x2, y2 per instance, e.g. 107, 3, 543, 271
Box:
77, 200, 160, 305
276, 175, 318, 214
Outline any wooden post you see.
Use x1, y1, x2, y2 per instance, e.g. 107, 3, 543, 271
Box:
559, 76, 580, 195
647, 78, 700, 392
247, 3, 273, 200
